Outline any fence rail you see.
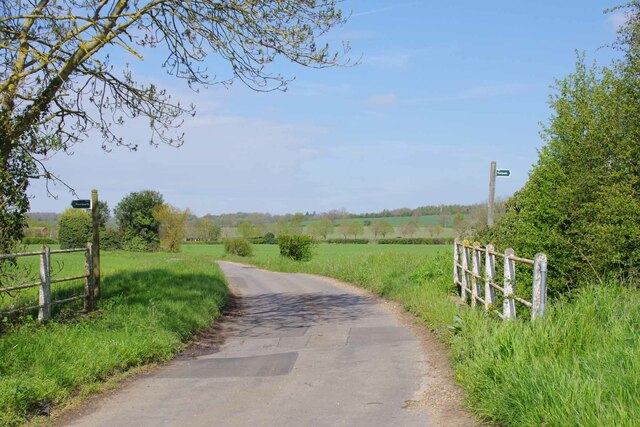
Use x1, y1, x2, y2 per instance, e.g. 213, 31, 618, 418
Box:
0, 244, 95, 321
453, 240, 547, 320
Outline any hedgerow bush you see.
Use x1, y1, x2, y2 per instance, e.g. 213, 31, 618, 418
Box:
477, 55, 640, 293
21, 237, 57, 245
224, 238, 253, 257
326, 238, 369, 244
378, 237, 455, 245
101, 228, 122, 251
277, 234, 315, 261
58, 209, 91, 249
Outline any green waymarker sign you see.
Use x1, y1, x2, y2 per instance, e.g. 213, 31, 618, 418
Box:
496, 169, 511, 177
71, 199, 91, 209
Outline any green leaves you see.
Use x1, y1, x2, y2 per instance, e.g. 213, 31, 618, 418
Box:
480, 50, 640, 291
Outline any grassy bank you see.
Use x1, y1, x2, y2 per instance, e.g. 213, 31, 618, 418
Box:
220, 244, 640, 426
0, 247, 228, 426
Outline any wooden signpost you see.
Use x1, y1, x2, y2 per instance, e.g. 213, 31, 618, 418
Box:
71, 189, 100, 298
488, 162, 511, 228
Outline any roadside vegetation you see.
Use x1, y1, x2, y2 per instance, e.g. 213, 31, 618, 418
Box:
0, 247, 228, 426
221, 244, 640, 426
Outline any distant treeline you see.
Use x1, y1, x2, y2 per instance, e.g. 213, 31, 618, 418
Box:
27, 204, 476, 231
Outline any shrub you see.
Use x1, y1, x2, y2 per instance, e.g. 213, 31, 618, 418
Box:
58, 209, 92, 249
114, 190, 163, 252
101, 228, 122, 251
378, 237, 454, 245
121, 235, 151, 252
477, 56, 640, 292
21, 237, 57, 245
325, 238, 369, 244
277, 234, 315, 261
224, 238, 253, 257
263, 232, 277, 244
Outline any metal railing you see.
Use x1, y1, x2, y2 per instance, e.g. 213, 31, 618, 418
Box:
453, 240, 548, 320
0, 244, 95, 321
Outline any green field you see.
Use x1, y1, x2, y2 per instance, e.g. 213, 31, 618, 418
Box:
0, 246, 228, 426
219, 243, 640, 426
2, 242, 638, 426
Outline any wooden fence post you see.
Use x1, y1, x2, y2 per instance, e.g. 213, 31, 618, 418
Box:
84, 243, 94, 312
38, 245, 51, 321
484, 244, 496, 312
471, 243, 481, 307
453, 240, 460, 289
461, 242, 469, 302
532, 253, 548, 320
91, 189, 100, 298
503, 248, 516, 320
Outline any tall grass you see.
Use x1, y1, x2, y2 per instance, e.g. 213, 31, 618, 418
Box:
0, 249, 228, 426
222, 244, 640, 426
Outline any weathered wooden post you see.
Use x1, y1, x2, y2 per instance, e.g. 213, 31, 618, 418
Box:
488, 161, 496, 227
503, 248, 516, 320
453, 240, 460, 289
461, 242, 469, 302
91, 189, 100, 298
484, 244, 496, 312
531, 253, 548, 320
471, 243, 481, 307
38, 245, 51, 321
84, 243, 94, 312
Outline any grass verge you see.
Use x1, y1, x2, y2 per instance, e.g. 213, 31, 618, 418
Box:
221, 244, 640, 426
0, 248, 228, 426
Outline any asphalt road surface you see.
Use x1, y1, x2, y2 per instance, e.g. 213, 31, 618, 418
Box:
63, 261, 431, 426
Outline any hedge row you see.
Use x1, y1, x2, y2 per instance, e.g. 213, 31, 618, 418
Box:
22, 237, 58, 245
325, 238, 369, 244
377, 237, 455, 245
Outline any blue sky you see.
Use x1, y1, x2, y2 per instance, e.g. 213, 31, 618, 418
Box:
30, 1, 625, 215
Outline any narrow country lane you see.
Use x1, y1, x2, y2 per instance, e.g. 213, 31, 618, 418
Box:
61, 261, 469, 427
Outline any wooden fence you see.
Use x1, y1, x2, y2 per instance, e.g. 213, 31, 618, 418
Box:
0, 244, 95, 321
453, 240, 548, 320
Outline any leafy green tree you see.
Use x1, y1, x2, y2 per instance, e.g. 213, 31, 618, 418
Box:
452, 213, 466, 236
237, 222, 260, 239
0, 1, 349, 251
153, 204, 190, 252
194, 217, 221, 242
307, 218, 334, 240
345, 221, 364, 238
114, 190, 164, 251
97, 200, 110, 229
426, 224, 443, 237
482, 47, 640, 290
371, 220, 394, 239
289, 213, 305, 235
58, 209, 91, 249
400, 221, 418, 237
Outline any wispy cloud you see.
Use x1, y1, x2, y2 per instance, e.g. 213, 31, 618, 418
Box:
368, 93, 398, 106
606, 11, 630, 32
352, 1, 421, 18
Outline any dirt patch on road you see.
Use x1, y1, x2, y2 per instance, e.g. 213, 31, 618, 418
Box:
299, 273, 480, 427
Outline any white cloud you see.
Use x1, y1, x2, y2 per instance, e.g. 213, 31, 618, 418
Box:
28, 114, 326, 215
607, 11, 630, 32
368, 93, 398, 106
